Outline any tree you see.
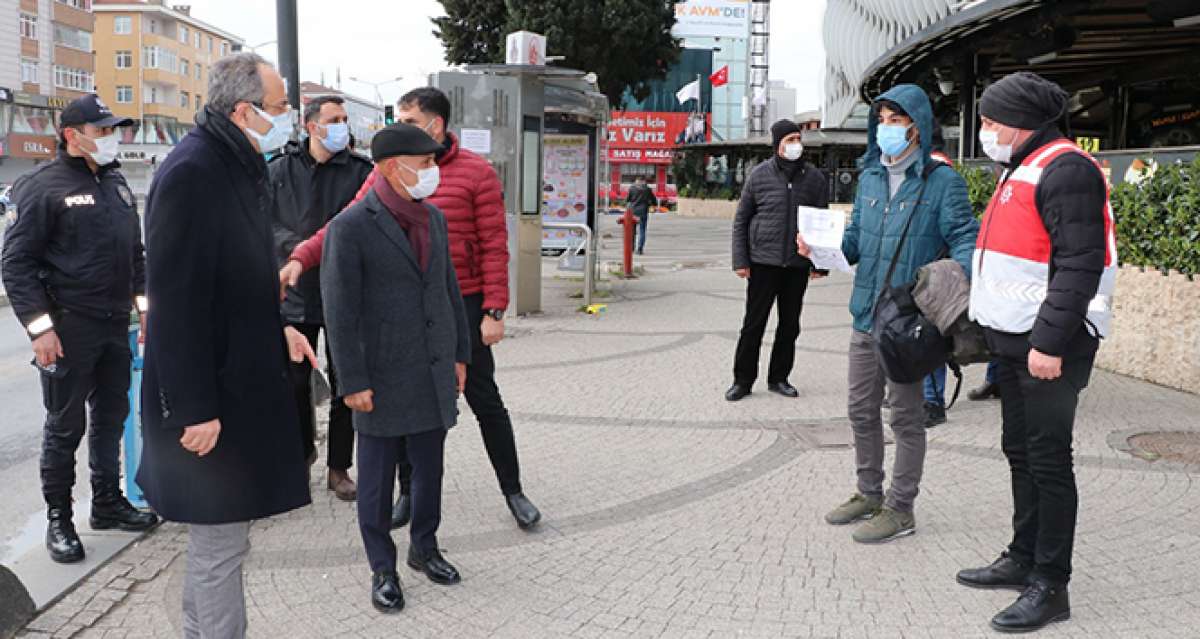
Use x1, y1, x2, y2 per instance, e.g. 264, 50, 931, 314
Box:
433, 0, 681, 105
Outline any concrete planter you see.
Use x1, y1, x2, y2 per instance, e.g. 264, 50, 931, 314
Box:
1096, 267, 1200, 394
675, 197, 737, 220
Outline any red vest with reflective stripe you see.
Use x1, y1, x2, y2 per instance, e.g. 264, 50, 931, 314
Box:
969, 139, 1117, 337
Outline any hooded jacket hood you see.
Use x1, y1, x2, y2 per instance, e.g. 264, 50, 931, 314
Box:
861, 84, 934, 176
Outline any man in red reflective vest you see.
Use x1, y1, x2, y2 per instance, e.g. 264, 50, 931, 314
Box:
957, 72, 1116, 634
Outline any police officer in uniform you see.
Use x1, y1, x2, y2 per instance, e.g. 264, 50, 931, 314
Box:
2, 94, 158, 564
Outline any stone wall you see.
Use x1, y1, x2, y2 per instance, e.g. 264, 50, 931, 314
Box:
1096, 267, 1200, 394
675, 197, 737, 220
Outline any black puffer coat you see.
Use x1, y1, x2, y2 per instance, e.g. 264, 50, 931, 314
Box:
732, 157, 828, 270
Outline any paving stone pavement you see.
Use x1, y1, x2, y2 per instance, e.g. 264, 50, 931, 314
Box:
18, 216, 1200, 638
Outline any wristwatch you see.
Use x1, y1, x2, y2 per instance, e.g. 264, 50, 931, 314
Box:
484, 309, 505, 321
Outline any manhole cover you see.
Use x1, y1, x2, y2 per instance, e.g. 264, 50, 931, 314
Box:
1126, 432, 1200, 464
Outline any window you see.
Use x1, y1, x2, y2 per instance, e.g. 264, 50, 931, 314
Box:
116, 86, 133, 103
54, 23, 93, 52
141, 46, 158, 69
21, 58, 39, 84
180, 91, 189, 108
55, 0, 90, 9
115, 50, 133, 69
20, 13, 37, 39
142, 46, 178, 72
12, 105, 57, 135
206, 36, 212, 52
195, 63, 202, 81
54, 65, 94, 92
114, 16, 132, 35
195, 94, 202, 110
146, 18, 159, 35
219, 41, 228, 57
144, 85, 159, 104
194, 31, 200, 48
179, 25, 188, 43
180, 59, 189, 76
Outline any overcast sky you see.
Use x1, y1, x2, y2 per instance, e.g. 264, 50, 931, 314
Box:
181, 0, 827, 112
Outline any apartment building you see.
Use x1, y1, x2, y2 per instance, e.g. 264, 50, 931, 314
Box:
0, 0, 96, 184
92, 0, 242, 192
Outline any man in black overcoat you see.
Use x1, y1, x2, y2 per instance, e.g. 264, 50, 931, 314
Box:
139, 53, 317, 638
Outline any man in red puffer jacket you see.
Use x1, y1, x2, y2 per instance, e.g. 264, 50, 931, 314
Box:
280, 87, 541, 530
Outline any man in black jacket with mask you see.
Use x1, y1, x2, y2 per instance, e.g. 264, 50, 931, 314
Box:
2, 94, 158, 564
270, 95, 374, 501
727, 119, 828, 401
958, 72, 1115, 633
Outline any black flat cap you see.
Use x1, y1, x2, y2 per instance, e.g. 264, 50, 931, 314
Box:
371, 123, 443, 161
60, 94, 134, 128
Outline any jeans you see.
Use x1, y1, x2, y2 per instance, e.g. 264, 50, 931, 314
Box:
996, 354, 1094, 585
636, 212, 648, 252
732, 264, 811, 385
923, 366, 946, 407
39, 313, 131, 506
847, 331, 927, 513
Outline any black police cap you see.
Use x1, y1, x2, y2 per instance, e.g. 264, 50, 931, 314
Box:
60, 94, 134, 128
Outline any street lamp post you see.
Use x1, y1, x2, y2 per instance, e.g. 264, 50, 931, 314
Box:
348, 76, 405, 109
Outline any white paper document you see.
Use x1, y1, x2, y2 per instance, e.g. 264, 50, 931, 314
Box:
797, 206, 853, 273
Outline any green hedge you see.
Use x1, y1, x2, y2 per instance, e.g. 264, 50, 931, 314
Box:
1109, 158, 1200, 276
956, 160, 1200, 276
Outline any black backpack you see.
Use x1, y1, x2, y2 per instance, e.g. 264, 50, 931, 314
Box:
870, 163, 964, 403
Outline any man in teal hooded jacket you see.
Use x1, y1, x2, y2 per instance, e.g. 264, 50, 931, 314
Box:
799, 84, 978, 544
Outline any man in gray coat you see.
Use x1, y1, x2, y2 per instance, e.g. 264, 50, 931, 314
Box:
321, 123, 471, 613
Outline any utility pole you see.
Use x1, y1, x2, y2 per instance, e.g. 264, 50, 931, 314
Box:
276, 0, 300, 110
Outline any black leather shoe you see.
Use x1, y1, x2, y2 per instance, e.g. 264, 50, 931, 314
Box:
991, 580, 1070, 633
725, 383, 751, 402
968, 381, 1000, 401
91, 494, 159, 532
767, 382, 799, 398
407, 548, 461, 585
371, 571, 405, 613
46, 508, 85, 564
390, 494, 411, 530
957, 553, 1031, 590
924, 402, 947, 429
505, 493, 542, 529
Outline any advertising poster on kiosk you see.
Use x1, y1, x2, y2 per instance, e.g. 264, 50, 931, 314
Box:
541, 133, 590, 250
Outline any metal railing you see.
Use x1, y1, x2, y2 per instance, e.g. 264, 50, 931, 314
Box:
542, 222, 595, 308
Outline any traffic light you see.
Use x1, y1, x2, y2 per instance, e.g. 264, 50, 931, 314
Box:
384, 105, 394, 125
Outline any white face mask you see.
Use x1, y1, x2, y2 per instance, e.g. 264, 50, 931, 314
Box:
398, 162, 440, 200
979, 129, 1013, 164
246, 104, 294, 154
85, 132, 120, 165
782, 142, 804, 161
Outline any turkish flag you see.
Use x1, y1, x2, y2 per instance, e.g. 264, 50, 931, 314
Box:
710, 66, 729, 88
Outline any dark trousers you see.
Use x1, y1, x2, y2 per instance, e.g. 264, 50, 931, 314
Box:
996, 354, 1094, 585
635, 211, 649, 252
288, 323, 353, 470
732, 263, 811, 385
398, 293, 522, 496
39, 313, 131, 507
357, 428, 446, 573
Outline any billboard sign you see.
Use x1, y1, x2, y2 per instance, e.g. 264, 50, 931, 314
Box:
606, 111, 711, 153
672, 0, 750, 39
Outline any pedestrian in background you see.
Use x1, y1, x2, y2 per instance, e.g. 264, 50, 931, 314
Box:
269, 94, 374, 501
321, 123, 471, 612
922, 124, 954, 428
138, 53, 316, 638
958, 71, 1116, 633
1, 94, 159, 565
799, 85, 978, 544
281, 87, 541, 531
726, 119, 827, 403
626, 176, 657, 255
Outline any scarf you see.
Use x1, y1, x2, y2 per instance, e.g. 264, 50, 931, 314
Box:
373, 176, 431, 272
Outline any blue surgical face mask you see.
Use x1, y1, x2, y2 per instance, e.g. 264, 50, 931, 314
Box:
318, 122, 350, 153
246, 104, 294, 154
876, 123, 913, 157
